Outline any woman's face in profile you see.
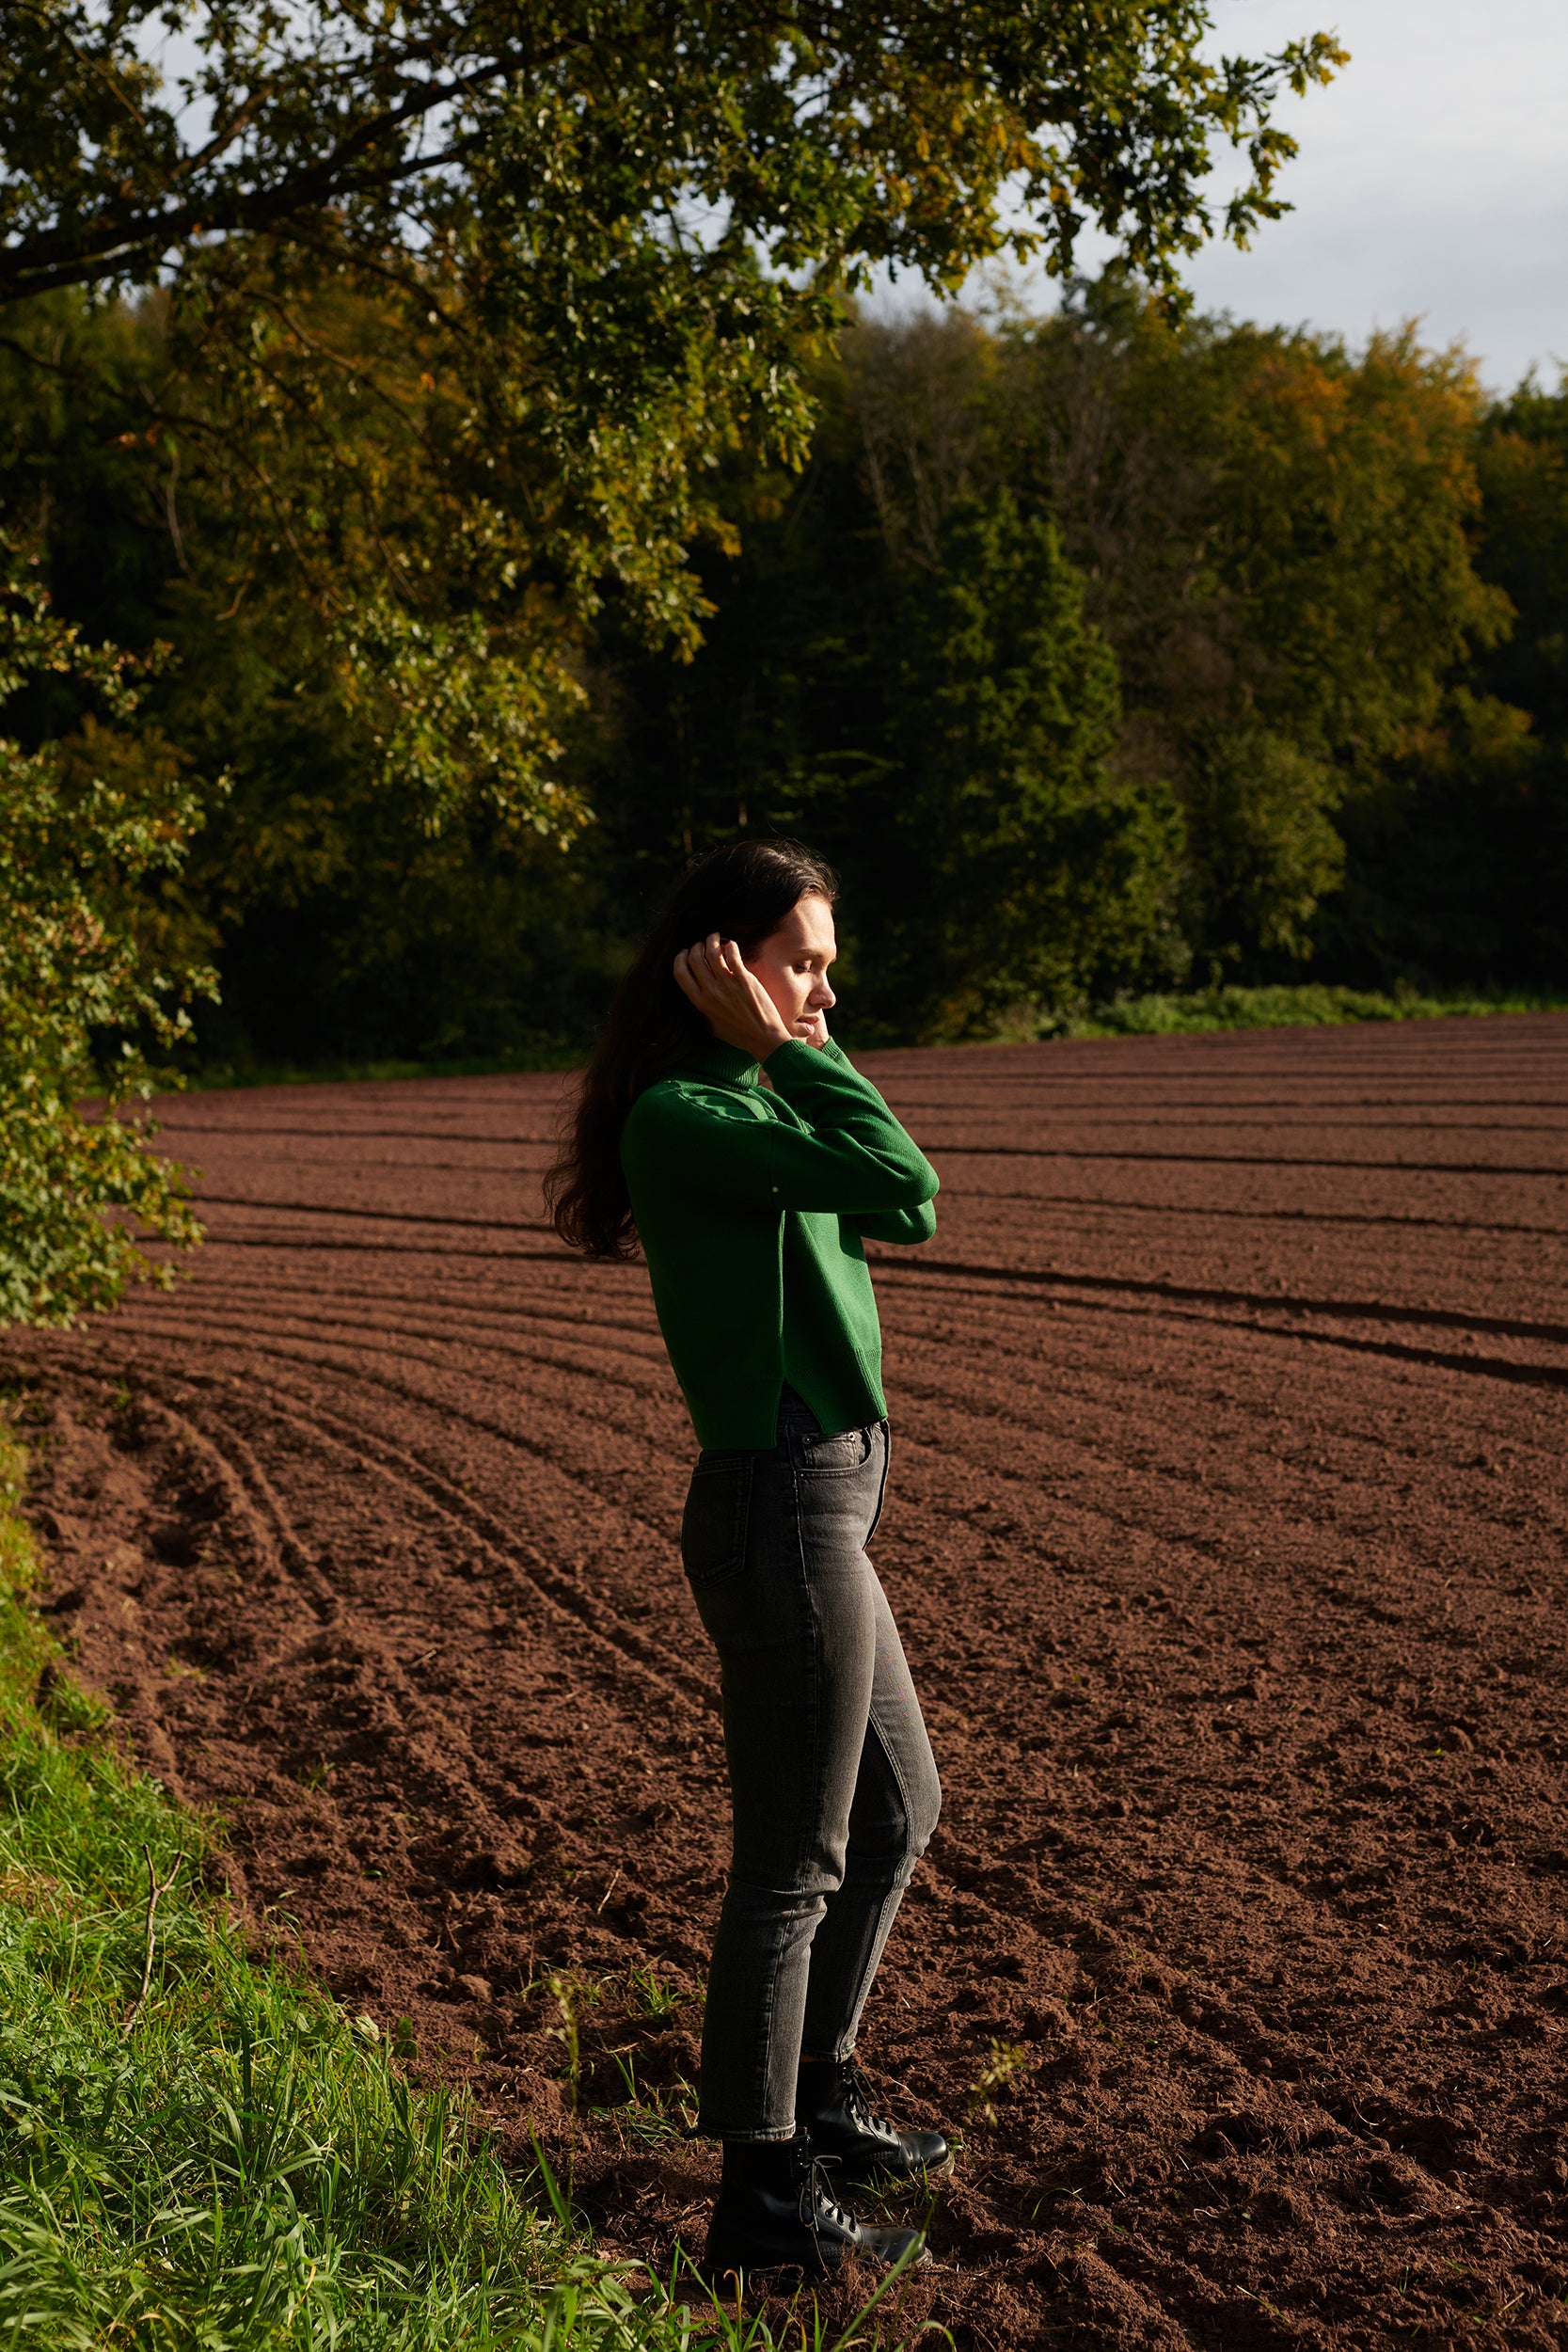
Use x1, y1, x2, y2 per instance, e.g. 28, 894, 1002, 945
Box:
744, 893, 838, 1048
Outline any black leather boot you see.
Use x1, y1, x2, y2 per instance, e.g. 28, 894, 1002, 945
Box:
701, 2128, 927, 2287
795, 2058, 952, 2186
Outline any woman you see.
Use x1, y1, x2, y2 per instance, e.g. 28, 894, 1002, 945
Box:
547, 839, 947, 2285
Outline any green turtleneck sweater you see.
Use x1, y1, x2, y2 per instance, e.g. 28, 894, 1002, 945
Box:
620, 1036, 939, 1448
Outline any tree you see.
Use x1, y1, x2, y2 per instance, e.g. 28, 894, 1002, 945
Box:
1322, 375, 1568, 987
0, 546, 211, 1326
0, 3, 1345, 834
1468, 378, 1568, 977
592, 467, 1183, 1040
834, 294, 1516, 975
1479, 377, 1568, 750
1045, 310, 1513, 972
856, 495, 1180, 1032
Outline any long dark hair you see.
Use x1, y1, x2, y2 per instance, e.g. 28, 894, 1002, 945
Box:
546, 838, 838, 1259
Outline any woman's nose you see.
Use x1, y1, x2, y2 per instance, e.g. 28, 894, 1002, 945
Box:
814, 977, 836, 1009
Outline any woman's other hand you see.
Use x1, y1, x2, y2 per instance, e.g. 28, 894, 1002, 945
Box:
674, 935, 794, 1060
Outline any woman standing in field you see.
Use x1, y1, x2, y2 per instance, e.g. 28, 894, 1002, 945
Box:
547, 838, 948, 2287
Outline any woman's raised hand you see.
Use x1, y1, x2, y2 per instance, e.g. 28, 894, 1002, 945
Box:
674, 934, 794, 1060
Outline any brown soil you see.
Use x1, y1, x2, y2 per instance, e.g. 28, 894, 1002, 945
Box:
8, 1014, 1568, 2349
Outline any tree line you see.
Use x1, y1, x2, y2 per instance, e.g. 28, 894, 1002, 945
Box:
601, 287, 1568, 1041
10, 277, 1561, 1083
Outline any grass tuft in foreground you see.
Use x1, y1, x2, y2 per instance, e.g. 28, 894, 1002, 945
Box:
0, 1404, 927, 2348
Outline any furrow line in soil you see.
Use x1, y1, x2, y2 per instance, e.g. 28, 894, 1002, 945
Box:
903, 1187, 1568, 1238
193, 1233, 589, 1264
193, 1193, 554, 1233
883, 1363, 1566, 1565
111, 1304, 690, 1459
188, 1270, 667, 1351
881, 1381, 1560, 1634
104, 1373, 534, 1826
158, 1093, 1568, 1131
873, 1256, 1568, 1360
64, 1331, 718, 1709
879, 1317, 1568, 1496
927, 1144, 1568, 1177
130, 1294, 673, 1391
191, 1370, 718, 1717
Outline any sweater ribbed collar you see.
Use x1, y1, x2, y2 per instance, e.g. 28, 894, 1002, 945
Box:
684, 1037, 762, 1089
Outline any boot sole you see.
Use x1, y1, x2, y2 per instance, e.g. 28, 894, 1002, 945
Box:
828, 2151, 956, 2189
698, 2238, 842, 2291
699, 2258, 830, 2292
699, 2245, 932, 2295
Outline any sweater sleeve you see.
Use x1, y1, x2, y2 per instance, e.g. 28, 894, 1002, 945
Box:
846, 1200, 939, 1247
625, 1039, 939, 1216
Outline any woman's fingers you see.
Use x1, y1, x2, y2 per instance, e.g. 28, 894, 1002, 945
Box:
674, 941, 731, 1004
682, 934, 741, 987
675, 933, 793, 1057
677, 934, 788, 1042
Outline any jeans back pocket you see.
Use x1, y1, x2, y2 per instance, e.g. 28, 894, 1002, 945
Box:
681, 1454, 754, 1591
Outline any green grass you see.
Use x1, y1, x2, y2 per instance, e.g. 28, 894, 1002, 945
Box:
1049, 980, 1568, 1039
0, 1405, 928, 2349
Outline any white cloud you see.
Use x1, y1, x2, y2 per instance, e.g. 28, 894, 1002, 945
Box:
875, 0, 1568, 392
1179, 0, 1568, 388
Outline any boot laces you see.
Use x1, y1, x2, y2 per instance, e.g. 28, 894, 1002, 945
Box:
840, 2059, 894, 2141
793, 2136, 857, 2239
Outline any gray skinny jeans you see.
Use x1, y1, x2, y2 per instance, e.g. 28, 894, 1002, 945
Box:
680, 1386, 942, 2141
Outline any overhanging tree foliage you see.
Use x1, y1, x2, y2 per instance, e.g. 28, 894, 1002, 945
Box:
1, 1, 1346, 832
4, 3, 1344, 307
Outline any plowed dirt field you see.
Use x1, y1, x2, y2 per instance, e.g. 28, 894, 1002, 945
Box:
8, 1014, 1568, 2349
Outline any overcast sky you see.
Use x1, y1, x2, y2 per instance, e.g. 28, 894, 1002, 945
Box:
882, 0, 1568, 394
